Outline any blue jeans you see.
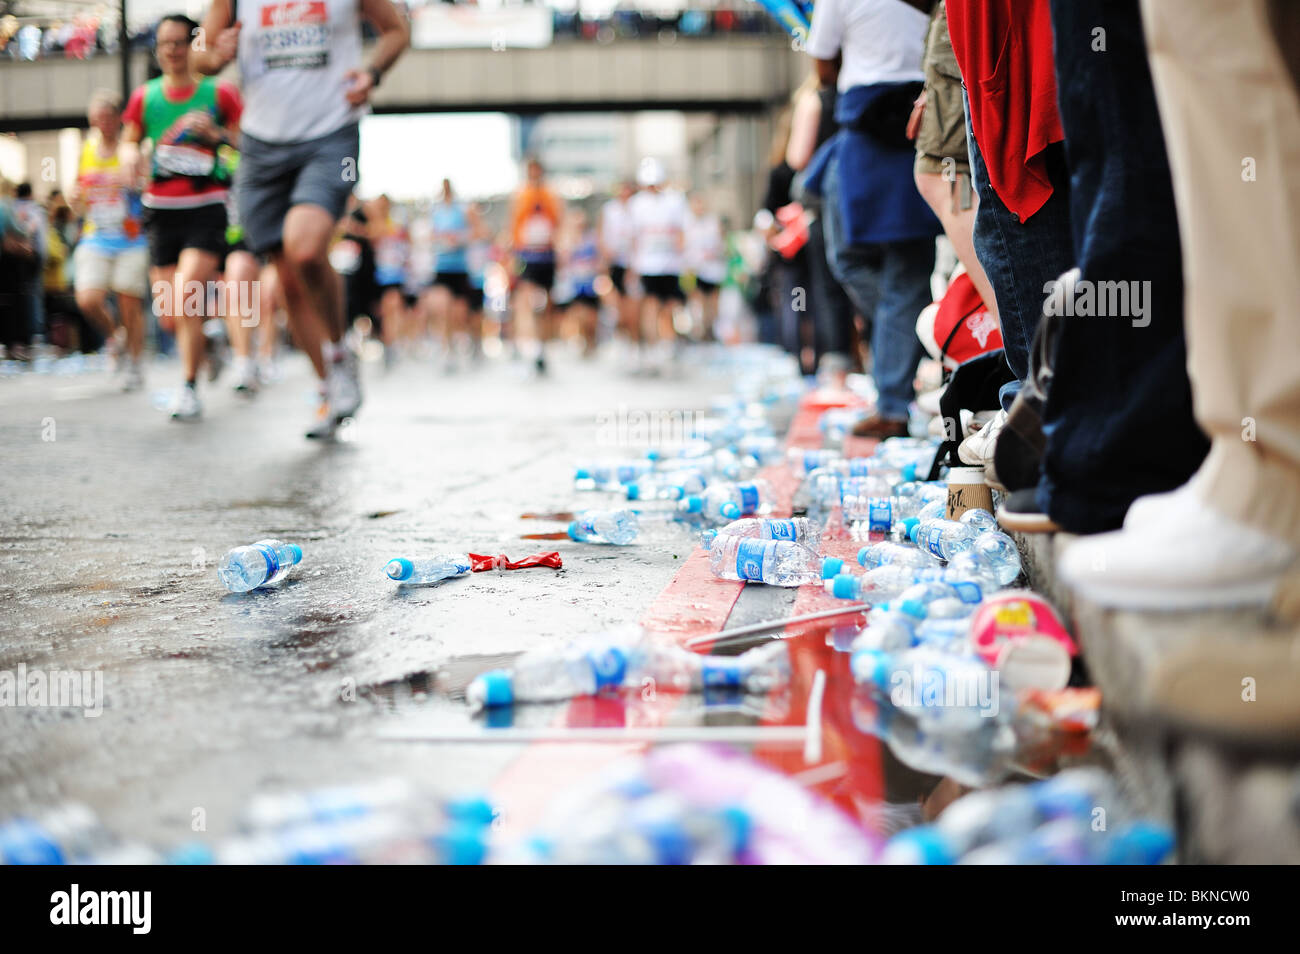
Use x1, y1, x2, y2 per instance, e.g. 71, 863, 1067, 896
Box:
966, 102, 1073, 410
822, 155, 934, 419
1039, 0, 1207, 533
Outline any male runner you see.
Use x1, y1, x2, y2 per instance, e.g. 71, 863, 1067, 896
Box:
121, 14, 242, 420
627, 157, 686, 374
598, 180, 637, 359
199, 0, 409, 437
507, 157, 563, 375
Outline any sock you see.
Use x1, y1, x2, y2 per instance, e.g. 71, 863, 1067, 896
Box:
185, 378, 196, 389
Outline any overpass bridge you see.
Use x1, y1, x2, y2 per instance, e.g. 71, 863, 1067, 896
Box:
0, 35, 806, 132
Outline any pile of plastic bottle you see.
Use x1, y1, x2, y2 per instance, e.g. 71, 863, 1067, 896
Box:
881, 768, 1175, 864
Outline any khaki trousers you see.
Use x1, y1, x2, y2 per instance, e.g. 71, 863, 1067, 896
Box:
1142, 0, 1300, 544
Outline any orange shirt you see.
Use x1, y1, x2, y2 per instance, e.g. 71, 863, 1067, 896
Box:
510, 184, 561, 254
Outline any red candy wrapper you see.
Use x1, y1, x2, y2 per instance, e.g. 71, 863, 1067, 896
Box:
468, 551, 563, 572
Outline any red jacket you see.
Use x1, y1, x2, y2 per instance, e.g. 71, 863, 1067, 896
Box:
945, 0, 1065, 222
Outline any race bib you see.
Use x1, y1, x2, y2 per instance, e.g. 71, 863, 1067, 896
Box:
154, 143, 216, 178
521, 213, 553, 248
259, 1, 331, 71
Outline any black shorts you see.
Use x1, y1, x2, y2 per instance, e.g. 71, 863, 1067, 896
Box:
609, 264, 628, 295
143, 204, 228, 269
695, 277, 720, 294
564, 292, 601, 309
519, 260, 555, 289
641, 273, 684, 302
467, 286, 485, 312
432, 271, 471, 299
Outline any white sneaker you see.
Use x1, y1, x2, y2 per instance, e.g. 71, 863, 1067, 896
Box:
232, 357, 259, 395
1060, 492, 1297, 611
121, 360, 144, 393
327, 348, 362, 422
916, 385, 945, 417
169, 385, 201, 421
1122, 471, 1207, 531
958, 408, 1009, 467
304, 399, 337, 440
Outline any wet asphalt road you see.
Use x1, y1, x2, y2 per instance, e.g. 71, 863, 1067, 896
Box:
0, 346, 721, 847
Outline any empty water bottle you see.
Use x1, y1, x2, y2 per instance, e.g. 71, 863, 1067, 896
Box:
466, 637, 790, 709
694, 479, 772, 522
0, 804, 112, 864
858, 540, 941, 571
909, 518, 978, 561
972, 530, 1022, 584
851, 644, 997, 731
218, 539, 303, 592
708, 536, 824, 586
959, 508, 999, 533
824, 564, 921, 602
574, 459, 653, 491
385, 553, 473, 585
788, 447, 842, 474
712, 516, 823, 549
625, 470, 706, 501
568, 509, 640, 545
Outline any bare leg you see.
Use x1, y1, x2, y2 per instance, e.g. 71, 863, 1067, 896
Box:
174, 248, 221, 383
117, 294, 144, 361
915, 170, 999, 322
275, 204, 343, 381
223, 250, 260, 360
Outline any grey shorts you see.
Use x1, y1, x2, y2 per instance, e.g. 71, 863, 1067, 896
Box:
237, 122, 360, 255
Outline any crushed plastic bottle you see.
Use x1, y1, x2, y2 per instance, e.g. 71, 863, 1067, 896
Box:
693, 479, 772, 522
567, 509, 640, 545
218, 539, 303, 592
971, 530, 1022, 584
574, 459, 653, 491
711, 516, 823, 549
909, 518, 979, 562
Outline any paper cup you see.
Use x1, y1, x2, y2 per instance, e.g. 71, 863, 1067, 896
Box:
946, 466, 994, 520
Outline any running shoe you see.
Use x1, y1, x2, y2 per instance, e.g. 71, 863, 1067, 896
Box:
169, 385, 201, 421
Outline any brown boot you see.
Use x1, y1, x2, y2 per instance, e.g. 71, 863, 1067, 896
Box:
850, 414, 910, 439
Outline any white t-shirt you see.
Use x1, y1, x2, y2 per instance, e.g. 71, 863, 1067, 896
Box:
600, 198, 634, 267
237, 0, 366, 143
805, 0, 928, 93
629, 189, 687, 277
684, 212, 727, 284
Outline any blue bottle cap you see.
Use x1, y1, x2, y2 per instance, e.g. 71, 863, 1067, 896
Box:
167, 841, 216, 865
445, 796, 496, 828
884, 826, 956, 865
720, 806, 752, 857
849, 648, 890, 688
566, 521, 583, 541
821, 557, 844, 579
574, 467, 591, 480
831, 574, 859, 600
857, 545, 872, 567
902, 462, 917, 483
720, 502, 741, 520
899, 598, 926, 619
1106, 821, 1175, 865
683, 496, 704, 514
288, 543, 303, 564
469, 670, 513, 708
432, 822, 488, 865
386, 558, 414, 581
906, 519, 921, 543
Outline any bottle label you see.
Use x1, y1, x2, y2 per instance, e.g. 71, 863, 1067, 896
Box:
949, 581, 983, 604
848, 459, 870, 477
253, 543, 280, 581
586, 646, 628, 690
739, 484, 760, 514
923, 526, 946, 559
804, 451, 820, 473
701, 658, 743, 687
867, 499, 892, 534
763, 519, 797, 541
735, 539, 774, 582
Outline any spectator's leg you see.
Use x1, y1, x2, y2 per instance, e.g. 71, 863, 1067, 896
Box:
869, 238, 934, 420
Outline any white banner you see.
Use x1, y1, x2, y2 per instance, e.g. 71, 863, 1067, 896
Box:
411, 5, 554, 50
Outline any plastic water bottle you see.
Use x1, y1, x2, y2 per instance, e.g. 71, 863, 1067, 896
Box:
574, 459, 652, 491
708, 536, 824, 586
568, 509, 639, 545
694, 479, 772, 522
886, 581, 979, 622
824, 564, 922, 602
851, 645, 997, 731
849, 607, 919, 652
959, 508, 999, 534
218, 539, 303, 592
466, 638, 790, 709
972, 530, 1022, 584
385, 553, 473, 585
0, 804, 112, 864
857, 541, 940, 571
788, 447, 841, 474
711, 516, 823, 549
794, 467, 847, 516
909, 518, 978, 562
625, 470, 707, 501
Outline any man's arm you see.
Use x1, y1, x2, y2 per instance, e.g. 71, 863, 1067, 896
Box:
344, 0, 411, 105
195, 0, 238, 75
813, 53, 840, 89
